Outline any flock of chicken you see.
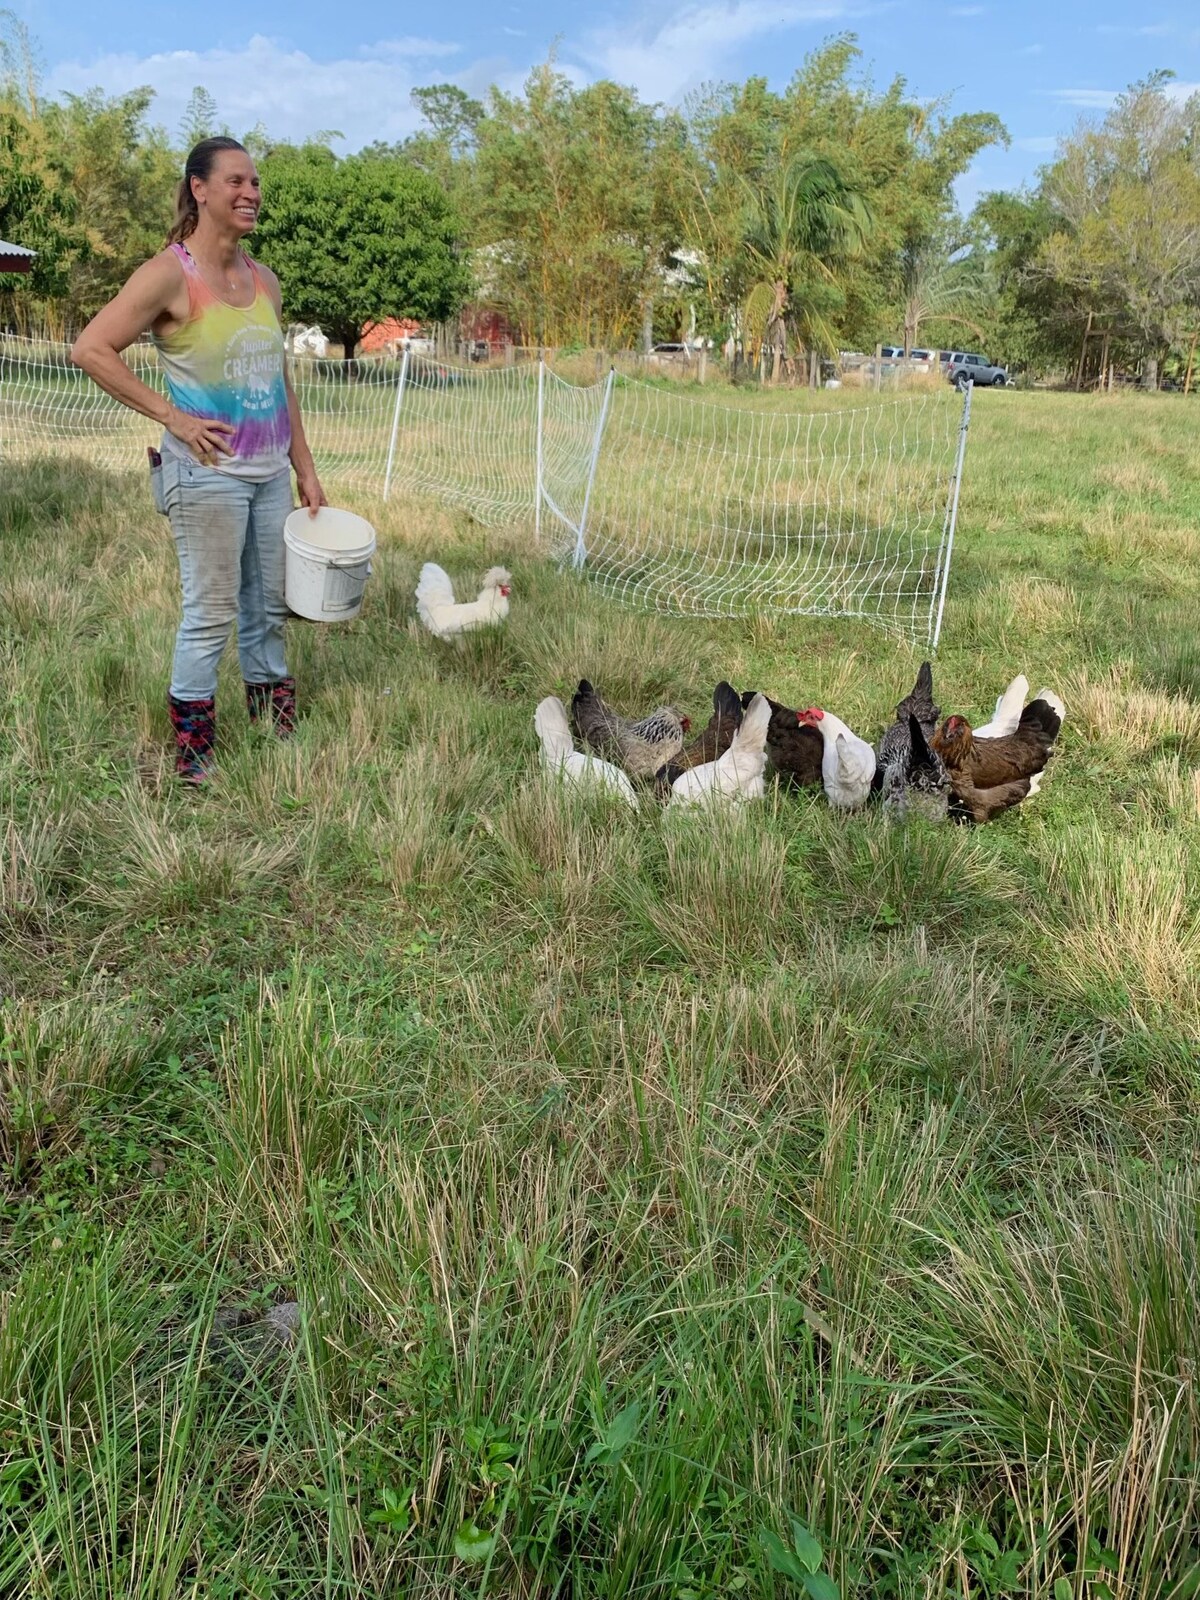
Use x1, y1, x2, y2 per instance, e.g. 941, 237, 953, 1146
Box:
412, 562, 1065, 822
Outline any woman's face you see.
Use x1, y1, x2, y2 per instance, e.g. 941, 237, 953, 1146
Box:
193, 150, 262, 237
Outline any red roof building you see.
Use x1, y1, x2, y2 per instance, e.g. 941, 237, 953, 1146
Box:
358, 318, 423, 355
0, 239, 36, 274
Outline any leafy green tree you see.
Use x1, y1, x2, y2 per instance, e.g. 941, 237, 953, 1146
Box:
472, 60, 684, 346
42, 87, 177, 325
898, 234, 990, 353
252, 143, 470, 359
674, 37, 1007, 357
970, 189, 1078, 374
0, 107, 88, 323
178, 85, 219, 149
1036, 76, 1200, 388
740, 152, 871, 380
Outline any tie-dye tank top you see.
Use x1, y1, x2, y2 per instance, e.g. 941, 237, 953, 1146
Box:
154, 242, 291, 481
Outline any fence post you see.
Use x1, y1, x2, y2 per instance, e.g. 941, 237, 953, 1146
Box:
930, 381, 972, 653
382, 345, 411, 502
534, 358, 546, 543
573, 367, 615, 570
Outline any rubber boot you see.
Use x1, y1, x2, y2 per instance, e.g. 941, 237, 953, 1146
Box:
167, 694, 216, 785
245, 676, 297, 739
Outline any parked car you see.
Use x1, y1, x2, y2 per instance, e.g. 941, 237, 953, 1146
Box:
944, 351, 1008, 389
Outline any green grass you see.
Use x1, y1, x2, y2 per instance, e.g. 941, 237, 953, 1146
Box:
2, 388, 1200, 1597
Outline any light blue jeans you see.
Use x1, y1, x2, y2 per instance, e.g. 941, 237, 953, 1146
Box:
156, 456, 293, 701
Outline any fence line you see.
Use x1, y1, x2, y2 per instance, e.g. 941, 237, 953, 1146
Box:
0, 334, 970, 647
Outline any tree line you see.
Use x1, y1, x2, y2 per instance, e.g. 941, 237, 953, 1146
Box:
2, 14, 1198, 386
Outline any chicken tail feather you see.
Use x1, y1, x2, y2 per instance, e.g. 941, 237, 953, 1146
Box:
712, 681, 743, 728
1018, 697, 1062, 745
415, 562, 456, 612
1034, 687, 1066, 722
733, 692, 771, 752
534, 697, 574, 762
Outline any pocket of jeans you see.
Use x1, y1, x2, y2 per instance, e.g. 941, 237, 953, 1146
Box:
147, 447, 167, 515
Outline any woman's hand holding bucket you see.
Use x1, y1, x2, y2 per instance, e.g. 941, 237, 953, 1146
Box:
293, 455, 328, 519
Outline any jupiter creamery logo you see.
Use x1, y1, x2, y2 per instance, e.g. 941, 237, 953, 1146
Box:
223, 324, 283, 412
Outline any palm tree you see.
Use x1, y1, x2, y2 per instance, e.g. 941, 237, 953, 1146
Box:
900, 239, 991, 354
741, 153, 872, 383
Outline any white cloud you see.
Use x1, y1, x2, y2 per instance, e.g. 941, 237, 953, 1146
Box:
1014, 135, 1056, 153
1018, 43, 1043, 56
1048, 88, 1120, 109
573, 0, 855, 103
1095, 22, 1173, 36
1048, 80, 1200, 113
45, 33, 466, 148
948, 6, 986, 15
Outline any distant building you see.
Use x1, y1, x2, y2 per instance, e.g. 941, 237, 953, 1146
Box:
0, 239, 36, 274
359, 318, 423, 355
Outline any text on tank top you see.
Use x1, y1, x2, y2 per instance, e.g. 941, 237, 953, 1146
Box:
153, 242, 291, 479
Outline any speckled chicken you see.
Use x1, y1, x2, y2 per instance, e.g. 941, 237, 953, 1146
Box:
880, 715, 950, 821
571, 679, 690, 781
876, 661, 941, 798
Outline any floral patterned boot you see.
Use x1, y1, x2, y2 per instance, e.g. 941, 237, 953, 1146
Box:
167, 694, 216, 785
245, 676, 297, 738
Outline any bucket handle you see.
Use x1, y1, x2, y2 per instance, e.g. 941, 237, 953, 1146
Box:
325, 552, 374, 573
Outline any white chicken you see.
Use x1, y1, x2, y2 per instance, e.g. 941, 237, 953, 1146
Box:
415, 562, 511, 638
799, 707, 877, 809
670, 692, 771, 808
533, 697, 637, 808
974, 673, 1029, 739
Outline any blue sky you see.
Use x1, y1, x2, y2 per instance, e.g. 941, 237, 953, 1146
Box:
15, 0, 1200, 208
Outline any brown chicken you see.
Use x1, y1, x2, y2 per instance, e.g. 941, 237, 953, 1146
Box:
946, 771, 1043, 824
667, 682, 743, 776
933, 696, 1062, 822
739, 689, 823, 787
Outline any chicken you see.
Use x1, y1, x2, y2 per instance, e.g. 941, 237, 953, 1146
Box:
875, 661, 940, 795
933, 693, 1064, 822
948, 770, 1043, 825
533, 697, 637, 808
672, 682, 743, 772
739, 689, 824, 787
974, 673, 1029, 739
799, 707, 877, 809
670, 692, 771, 808
571, 680, 689, 781
880, 714, 950, 822
415, 562, 511, 638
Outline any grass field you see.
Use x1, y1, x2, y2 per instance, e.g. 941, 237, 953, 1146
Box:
2, 389, 1199, 1597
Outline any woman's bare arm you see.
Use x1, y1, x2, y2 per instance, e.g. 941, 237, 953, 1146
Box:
260, 264, 327, 513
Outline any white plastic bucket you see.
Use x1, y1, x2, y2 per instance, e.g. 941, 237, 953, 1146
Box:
284, 507, 376, 623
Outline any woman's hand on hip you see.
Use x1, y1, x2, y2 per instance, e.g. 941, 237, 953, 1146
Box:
166, 405, 236, 466
295, 460, 328, 518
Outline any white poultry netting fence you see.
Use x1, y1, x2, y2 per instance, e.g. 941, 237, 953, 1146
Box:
0, 334, 970, 648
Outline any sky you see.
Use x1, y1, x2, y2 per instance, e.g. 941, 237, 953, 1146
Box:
13, 0, 1200, 208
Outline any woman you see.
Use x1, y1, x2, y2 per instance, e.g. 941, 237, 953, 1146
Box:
72, 136, 326, 784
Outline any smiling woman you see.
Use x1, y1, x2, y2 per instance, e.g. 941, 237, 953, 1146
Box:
70, 138, 327, 784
